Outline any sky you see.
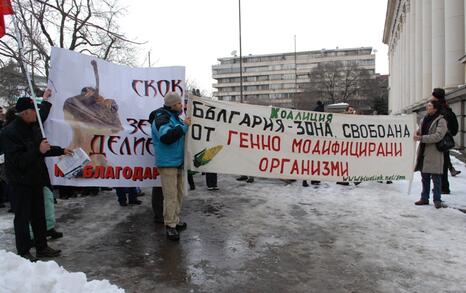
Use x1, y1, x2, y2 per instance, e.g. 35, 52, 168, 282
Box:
122, 0, 389, 95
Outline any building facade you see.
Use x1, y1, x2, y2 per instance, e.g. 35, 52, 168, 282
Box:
212, 47, 376, 108
383, 0, 466, 147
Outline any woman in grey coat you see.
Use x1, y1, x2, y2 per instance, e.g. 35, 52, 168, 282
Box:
414, 100, 448, 209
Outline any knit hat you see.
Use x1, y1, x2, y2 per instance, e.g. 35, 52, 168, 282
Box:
432, 88, 445, 101
164, 92, 182, 107
15, 97, 36, 112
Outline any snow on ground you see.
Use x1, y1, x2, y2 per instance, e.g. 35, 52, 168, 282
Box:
0, 250, 123, 293
0, 156, 465, 292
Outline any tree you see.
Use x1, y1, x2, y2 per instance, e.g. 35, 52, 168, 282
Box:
0, 0, 141, 87
293, 61, 373, 110
0, 60, 28, 106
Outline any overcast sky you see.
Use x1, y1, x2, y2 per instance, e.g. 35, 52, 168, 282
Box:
123, 0, 389, 95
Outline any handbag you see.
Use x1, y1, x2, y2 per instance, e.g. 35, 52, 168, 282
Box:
436, 132, 455, 152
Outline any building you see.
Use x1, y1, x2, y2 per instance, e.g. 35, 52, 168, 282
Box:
383, 0, 466, 147
212, 47, 376, 108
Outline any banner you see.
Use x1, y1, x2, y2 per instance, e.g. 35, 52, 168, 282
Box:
186, 97, 417, 182
46, 47, 185, 187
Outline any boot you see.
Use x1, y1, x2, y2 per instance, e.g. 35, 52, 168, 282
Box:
20, 252, 38, 262
434, 201, 447, 209
302, 180, 309, 187
310, 181, 320, 185
128, 199, 142, 205
166, 226, 180, 241
336, 182, 349, 186
449, 167, 461, 177
36, 246, 61, 258
246, 177, 254, 183
236, 175, 248, 181
176, 222, 187, 232
414, 199, 429, 205
46, 228, 63, 239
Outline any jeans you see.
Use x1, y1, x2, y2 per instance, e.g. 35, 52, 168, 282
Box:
115, 187, 138, 204
421, 173, 442, 202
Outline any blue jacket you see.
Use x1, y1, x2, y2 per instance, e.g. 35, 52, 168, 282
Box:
150, 106, 189, 168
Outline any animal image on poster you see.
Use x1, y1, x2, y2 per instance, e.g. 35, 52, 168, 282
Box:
63, 60, 123, 168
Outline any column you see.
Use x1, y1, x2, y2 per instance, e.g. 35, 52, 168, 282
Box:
414, 0, 423, 103
444, 0, 465, 89
409, 2, 416, 107
422, 0, 432, 98
431, 0, 445, 89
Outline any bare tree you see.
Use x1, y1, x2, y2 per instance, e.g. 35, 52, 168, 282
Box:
293, 61, 373, 110
0, 0, 142, 86
0, 60, 28, 106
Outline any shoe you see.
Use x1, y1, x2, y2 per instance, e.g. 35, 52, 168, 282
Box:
441, 190, 451, 195
36, 246, 61, 258
246, 177, 254, 183
189, 185, 196, 191
310, 181, 320, 185
20, 252, 38, 262
237, 175, 248, 181
207, 186, 219, 191
302, 180, 309, 187
354, 182, 362, 186
336, 182, 349, 186
176, 222, 187, 231
46, 228, 63, 239
166, 226, 180, 241
119, 202, 128, 207
434, 201, 446, 209
137, 192, 145, 197
386, 181, 393, 184
449, 168, 461, 177
415, 199, 429, 205
128, 200, 142, 205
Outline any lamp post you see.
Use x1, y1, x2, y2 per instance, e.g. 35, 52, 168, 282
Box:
239, 0, 243, 103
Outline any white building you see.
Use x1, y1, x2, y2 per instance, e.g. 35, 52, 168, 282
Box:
212, 48, 376, 108
383, 0, 466, 147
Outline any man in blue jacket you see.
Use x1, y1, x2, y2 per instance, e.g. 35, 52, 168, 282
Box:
151, 92, 191, 241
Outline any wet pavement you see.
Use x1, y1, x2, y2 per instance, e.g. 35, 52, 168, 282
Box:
1, 174, 466, 292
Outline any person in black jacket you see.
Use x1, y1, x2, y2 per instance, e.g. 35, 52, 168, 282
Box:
1, 97, 72, 261
430, 88, 459, 194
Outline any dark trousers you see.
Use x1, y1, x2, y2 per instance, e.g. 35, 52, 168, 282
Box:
12, 184, 47, 255
187, 173, 195, 189
151, 187, 164, 222
421, 173, 442, 202
206, 173, 217, 188
442, 151, 450, 192
115, 187, 137, 204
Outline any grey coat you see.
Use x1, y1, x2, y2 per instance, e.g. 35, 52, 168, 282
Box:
414, 115, 447, 174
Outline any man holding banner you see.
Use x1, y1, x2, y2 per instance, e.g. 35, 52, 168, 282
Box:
2, 97, 71, 260
151, 92, 191, 241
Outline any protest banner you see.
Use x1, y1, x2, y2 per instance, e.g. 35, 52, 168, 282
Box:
186, 97, 417, 183
46, 47, 185, 187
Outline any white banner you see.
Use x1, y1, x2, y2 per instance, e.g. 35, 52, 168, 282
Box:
186, 97, 417, 183
46, 47, 185, 187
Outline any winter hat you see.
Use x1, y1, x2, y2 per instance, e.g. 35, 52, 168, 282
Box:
15, 97, 35, 112
164, 92, 182, 107
432, 88, 445, 101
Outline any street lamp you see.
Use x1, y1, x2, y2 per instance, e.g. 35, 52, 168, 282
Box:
238, 0, 243, 103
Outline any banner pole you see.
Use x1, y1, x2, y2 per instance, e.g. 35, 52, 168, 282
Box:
11, 12, 46, 137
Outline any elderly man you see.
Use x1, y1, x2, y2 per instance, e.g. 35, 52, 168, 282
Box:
150, 92, 191, 241
2, 97, 71, 261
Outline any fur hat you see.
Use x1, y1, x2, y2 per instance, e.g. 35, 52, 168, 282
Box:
164, 92, 182, 107
432, 88, 445, 101
15, 97, 35, 112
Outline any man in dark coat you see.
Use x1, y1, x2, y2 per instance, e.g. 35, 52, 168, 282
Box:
1, 97, 71, 261
431, 88, 459, 194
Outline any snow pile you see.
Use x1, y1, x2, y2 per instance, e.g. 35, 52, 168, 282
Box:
0, 250, 124, 293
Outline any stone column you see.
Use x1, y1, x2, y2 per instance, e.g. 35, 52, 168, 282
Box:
422, 0, 432, 98
444, 0, 465, 89
431, 0, 445, 89
414, 0, 423, 103
409, 2, 416, 107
